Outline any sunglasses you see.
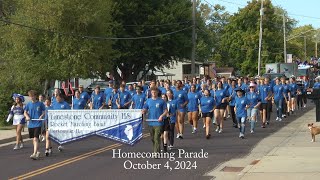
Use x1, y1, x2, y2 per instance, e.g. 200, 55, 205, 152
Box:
249, 86, 255, 88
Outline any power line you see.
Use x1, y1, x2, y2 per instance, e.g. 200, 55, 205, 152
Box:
0, 18, 193, 40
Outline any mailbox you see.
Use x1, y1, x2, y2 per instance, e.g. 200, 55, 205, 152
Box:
306, 88, 320, 122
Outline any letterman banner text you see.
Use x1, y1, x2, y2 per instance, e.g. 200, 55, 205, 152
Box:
48, 109, 143, 145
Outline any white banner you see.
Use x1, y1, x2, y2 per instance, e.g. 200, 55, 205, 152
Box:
48, 109, 143, 145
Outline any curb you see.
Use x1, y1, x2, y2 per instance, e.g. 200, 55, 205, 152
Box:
0, 134, 29, 145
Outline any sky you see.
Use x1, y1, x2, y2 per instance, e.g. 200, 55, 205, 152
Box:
207, 0, 320, 28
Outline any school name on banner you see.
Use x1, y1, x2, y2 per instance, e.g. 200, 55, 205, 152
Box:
48, 109, 143, 145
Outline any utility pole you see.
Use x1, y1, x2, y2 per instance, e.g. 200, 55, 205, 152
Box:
304, 36, 307, 61
283, 14, 287, 63
191, 0, 196, 78
258, 0, 264, 76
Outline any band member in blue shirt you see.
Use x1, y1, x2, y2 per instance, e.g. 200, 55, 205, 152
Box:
90, 85, 105, 109
281, 77, 291, 117
78, 85, 90, 107
52, 94, 71, 110
24, 90, 45, 160
166, 89, 178, 149
131, 86, 146, 109
142, 87, 168, 155
234, 88, 249, 139
174, 80, 189, 139
187, 85, 201, 134
289, 77, 298, 114
109, 86, 119, 109
228, 80, 237, 128
200, 89, 215, 139
258, 78, 272, 128
246, 83, 261, 133
118, 84, 131, 109
273, 78, 284, 121
213, 81, 228, 134
104, 80, 114, 109
73, 90, 86, 109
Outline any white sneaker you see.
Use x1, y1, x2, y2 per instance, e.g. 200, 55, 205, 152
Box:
20, 143, 24, 149
303, 105, 306, 108
276, 117, 279, 121
176, 133, 180, 139
13, 144, 20, 150
250, 130, 254, 134
218, 129, 223, 134
41, 135, 45, 142
239, 133, 242, 138
278, 118, 282, 122
227, 114, 231, 118
203, 124, 206, 129
192, 128, 197, 134
215, 126, 220, 132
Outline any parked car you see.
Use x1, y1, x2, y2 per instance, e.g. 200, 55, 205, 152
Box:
87, 81, 109, 93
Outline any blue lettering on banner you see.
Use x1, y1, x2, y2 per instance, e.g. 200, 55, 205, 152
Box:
48, 109, 143, 146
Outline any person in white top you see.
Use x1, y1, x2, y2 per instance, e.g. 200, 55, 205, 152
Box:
6, 94, 26, 150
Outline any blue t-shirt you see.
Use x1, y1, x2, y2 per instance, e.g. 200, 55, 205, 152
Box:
25, 101, 46, 128
241, 83, 249, 93
246, 92, 260, 108
174, 89, 188, 110
110, 92, 119, 109
167, 99, 178, 123
258, 85, 271, 103
80, 91, 90, 103
91, 92, 105, 109
282, 84, 290, 98
132, 93, 146, 109
228, 87, 237, 106
187, 92, 200, 112
223, 83, 230, 94
119, 91, 131, 108
104, 87, 113, 103
45, 106, 53, 121
73, 98, 86, 109
235, 96, 248, 118
52, 101, 71, 110
143, 98, 166, 126
273, 84, 284, 101
127, 90, 136, 98
214, 89, 227, 106
314, 82, 320, 89
200, 96, 215, 113
289, 83, 298, 96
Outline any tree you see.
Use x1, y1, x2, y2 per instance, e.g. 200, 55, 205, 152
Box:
196, 2, 230, 65
287, 25, 316, 61
111, 0, 192, 82
220, 0, 294, 76
0, 0, 115, 93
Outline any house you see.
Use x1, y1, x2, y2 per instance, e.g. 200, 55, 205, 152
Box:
215, 67, 235, 78
156, 60, 216, 80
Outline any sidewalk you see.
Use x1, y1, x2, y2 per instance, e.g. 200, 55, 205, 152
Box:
0, 126, 29, 145
205, 107, 320, 180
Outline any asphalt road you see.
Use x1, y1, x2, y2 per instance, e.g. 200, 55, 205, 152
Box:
0, 105, 314, 180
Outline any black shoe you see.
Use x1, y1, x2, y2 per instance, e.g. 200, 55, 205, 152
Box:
266, 121, 270, 125
178, 135, 183, 139
206, 134, 211, 139
163, 144, 167, 152
261, 123, 266, 128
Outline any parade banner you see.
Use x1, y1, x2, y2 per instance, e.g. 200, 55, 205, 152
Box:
48, 109, 143, 145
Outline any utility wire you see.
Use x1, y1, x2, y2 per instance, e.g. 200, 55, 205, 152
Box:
0, 18, 193, 40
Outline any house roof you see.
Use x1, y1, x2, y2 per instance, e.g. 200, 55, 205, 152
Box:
215, 67, 234, 73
